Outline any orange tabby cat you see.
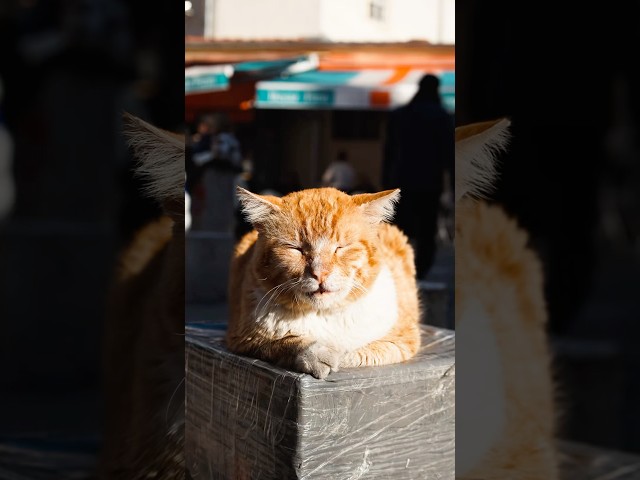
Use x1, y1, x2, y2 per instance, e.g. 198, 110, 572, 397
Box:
226, 187, 420, 379
455, 119, 558, 479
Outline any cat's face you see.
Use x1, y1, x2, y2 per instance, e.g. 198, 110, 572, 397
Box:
238, 187, 399, 311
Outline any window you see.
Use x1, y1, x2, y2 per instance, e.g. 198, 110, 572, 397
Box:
369, 0, 385, 21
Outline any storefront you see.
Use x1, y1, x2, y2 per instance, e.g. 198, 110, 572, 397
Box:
251, 68, 454, 191
184, 41, 455, 193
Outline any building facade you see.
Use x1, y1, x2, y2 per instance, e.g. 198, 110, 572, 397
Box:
189, 0, 454, 45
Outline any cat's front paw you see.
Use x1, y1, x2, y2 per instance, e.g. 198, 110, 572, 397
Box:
294, 343, 344, 379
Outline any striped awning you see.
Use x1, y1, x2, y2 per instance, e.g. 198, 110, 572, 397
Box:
185, 55, 318, 95
254, 69, 455, 111
233, 54, 319, 79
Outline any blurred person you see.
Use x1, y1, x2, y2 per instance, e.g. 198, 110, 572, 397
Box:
383, 74, 454, 278
185, 115, 214, 212
189, 114, 216, 168
321, 150, 357, 192
188, 112, 243, 231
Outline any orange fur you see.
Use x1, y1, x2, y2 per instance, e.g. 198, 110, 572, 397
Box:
227, 187, 421, 379
455, 120, 558, 479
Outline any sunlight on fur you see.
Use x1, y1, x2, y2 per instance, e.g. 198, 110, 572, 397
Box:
227, 187, 421, 380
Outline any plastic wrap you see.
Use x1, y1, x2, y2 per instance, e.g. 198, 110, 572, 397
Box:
185, 323, 455, 479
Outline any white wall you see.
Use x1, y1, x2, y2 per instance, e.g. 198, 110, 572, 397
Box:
374, 0, 455, 44
440, 0, 455, 45
207, 0, 454, 44
211, 0, 322, 39
319, 0, 393, 42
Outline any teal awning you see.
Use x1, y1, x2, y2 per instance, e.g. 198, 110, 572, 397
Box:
255, 69, 455, 112
234, 54, 319, 80
184, 54, 318, 95
185, 65, 234, 94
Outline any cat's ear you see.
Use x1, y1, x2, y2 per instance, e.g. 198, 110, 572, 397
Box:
455, 117, 510, 201
236, 187, 282, 227
352, 189, 400, 223
123, 112, 185, 219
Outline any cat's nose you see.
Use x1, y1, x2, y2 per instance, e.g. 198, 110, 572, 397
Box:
310, 267, 329, 284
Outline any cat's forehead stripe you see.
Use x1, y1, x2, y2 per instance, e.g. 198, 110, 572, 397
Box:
302, 215, 333, 240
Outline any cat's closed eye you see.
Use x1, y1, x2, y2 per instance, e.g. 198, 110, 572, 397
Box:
284, 244, 304, 254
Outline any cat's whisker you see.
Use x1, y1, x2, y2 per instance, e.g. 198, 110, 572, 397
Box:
273, 278, 303, 316
256, 278, 298, 318
269, 279, 303, 312
350, 278, 369, 297
254, 281, 290, 317
256, 288, 280, 318
266, 279, 296, 304
259, 286, 285, 317
355, 286, 368, 296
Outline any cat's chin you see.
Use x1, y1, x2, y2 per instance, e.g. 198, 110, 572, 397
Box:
302, 289, 345, 309
309, 283, 340, 294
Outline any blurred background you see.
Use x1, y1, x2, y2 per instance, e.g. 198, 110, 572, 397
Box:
458, 0, 640, 457
184, 0, 456, 331
0, 0, 183, 477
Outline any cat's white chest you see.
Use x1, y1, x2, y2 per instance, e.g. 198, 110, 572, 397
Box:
254, 266, 398, 352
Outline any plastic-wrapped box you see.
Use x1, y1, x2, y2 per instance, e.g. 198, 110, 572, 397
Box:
185, 323, 455, 479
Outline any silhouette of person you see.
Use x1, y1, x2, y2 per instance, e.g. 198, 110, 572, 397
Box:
321, 150, 357, 193
383, 74, 454, 278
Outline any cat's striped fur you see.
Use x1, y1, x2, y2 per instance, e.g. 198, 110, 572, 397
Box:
227, 187, 421, 379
